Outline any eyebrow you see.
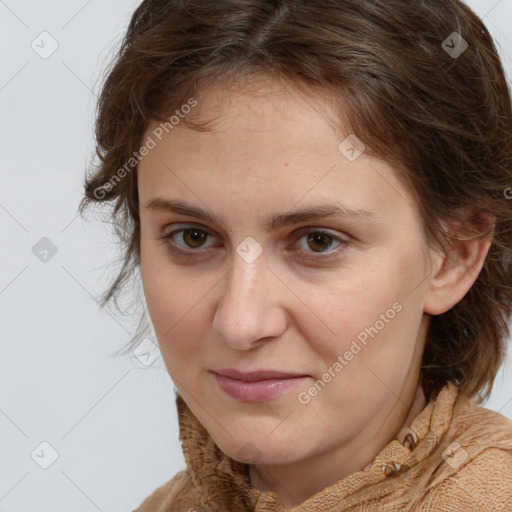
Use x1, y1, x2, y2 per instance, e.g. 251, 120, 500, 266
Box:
143, 198, 379, 231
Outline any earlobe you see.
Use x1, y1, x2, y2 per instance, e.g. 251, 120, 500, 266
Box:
423, 212, 494, 316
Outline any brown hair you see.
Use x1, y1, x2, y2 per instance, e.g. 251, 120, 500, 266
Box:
79, 0, 512, 403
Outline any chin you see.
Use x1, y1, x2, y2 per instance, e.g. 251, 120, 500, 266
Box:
214, 431, 302, 466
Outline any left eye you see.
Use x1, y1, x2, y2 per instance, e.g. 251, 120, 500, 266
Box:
158, 225, 347, 258
294, 229, 344, 254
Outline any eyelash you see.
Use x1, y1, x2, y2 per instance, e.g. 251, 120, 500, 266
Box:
156, 224, 349, 261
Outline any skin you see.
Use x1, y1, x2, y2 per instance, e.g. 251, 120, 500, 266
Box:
137, 78, 491, 509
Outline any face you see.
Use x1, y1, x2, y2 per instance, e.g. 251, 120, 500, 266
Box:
138, 78, 434, 467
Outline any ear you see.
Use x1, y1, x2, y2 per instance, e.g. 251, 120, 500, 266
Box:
423, 210, 494, 316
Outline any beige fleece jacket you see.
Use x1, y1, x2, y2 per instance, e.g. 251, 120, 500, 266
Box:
134, 381, 512, 511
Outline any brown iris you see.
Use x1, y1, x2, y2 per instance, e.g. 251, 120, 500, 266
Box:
182, 229, 208, 249
307, 232, 333, 253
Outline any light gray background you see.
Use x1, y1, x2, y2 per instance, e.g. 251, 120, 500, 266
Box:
1, 1, 511, 511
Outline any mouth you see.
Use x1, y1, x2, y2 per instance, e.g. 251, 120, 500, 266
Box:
211, 368, 310, 402
213, 368, 308, 381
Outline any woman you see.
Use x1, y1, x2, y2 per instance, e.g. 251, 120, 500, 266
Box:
80, 0, 512, 510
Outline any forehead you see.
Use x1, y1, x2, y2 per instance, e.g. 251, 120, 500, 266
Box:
137, 80, 416, 227
141, 80, 352, 178
148, 78, 343, 153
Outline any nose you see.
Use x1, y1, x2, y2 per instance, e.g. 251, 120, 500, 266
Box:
211, 250, 287, 351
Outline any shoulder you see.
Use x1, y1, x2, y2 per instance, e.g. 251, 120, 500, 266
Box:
133, 470, 198, 512
416, 396, 512, 511
454, 393, 512, 448
417, 447, 512, 512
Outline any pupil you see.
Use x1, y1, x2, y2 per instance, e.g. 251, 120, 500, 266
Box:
185, 229, 206, 248
308, 233, 331, 252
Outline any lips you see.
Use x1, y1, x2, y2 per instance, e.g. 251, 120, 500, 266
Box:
213, 368, 307, 381
212, 368, 309, 402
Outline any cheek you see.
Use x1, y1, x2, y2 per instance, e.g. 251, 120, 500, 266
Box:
297, 254, 421, 369
139, 241, 214, 373
140, 243, 169, 327
140, 244, 187, 351
140, 232, 181, 326
293, 271, 387, 346
143, 275, 202, 375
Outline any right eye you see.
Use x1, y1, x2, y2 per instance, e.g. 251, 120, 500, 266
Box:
157, 224, 219, 256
